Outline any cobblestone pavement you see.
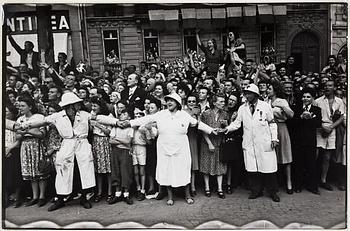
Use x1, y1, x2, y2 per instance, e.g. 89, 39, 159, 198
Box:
4, 187, 346, 229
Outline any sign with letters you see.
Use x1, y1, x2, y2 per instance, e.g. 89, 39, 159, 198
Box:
6, 10, 71, 33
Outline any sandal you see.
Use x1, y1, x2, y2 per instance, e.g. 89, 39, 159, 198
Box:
166, 199, 174, 206
185, 197, 194, 204
205, 190, 211, 197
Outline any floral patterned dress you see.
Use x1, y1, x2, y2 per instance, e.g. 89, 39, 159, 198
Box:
91, 122, 112, 174
17, 114, 49, 181
199, 109, 228, 175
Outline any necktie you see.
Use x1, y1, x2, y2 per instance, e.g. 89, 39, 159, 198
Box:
250, 104, 255, 115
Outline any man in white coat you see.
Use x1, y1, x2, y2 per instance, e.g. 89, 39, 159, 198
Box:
17, 92, 96, 211
221, 84, 280, 202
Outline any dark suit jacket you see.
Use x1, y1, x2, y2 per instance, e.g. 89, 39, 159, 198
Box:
9, 35, 39, 75
121, 86, 147, 110
290, 104, 322, 147
53, 62, 74, 77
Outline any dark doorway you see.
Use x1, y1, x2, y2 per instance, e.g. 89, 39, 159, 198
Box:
291, 31, 320, 73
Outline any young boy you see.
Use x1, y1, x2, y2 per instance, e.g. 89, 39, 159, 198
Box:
107, 108, 134, 205
132, 107, 148, 201
291, 87, 322, 194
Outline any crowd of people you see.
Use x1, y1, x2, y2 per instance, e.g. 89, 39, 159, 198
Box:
4, 30, 347, 212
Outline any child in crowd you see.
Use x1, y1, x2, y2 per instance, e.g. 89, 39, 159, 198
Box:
98, 108, 135, 205
132, 107, 148, 201
90, 97, 113, 203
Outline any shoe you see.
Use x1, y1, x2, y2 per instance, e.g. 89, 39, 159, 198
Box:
48, 200, 65, 212
190, 190, 196, 197
13, 200, 22, 208
226, 186, 233, 194
320, 182, 333, 191
218, 191, 225, 199
248, 192, 263, 199
124, 196, 133, 205
106, 195, 114, 203
25, 199, 38, 207
270, 193, 280, 202
286, 188, 293, 194
50, 197, 58, 203
166, 199, 174, 206
294, 188, 302, 193
94, 194, 102, 203
155, 192, 165, 200
147, 190, 156, 196
338, 185, 346, 191
138, 192, 145, 201
63, 195, 73, 202
108, 196, 122, 205
185, 197, 194, 204
80, 199, 92, 209
204, 190, 211, 197
38, 199, 47, 207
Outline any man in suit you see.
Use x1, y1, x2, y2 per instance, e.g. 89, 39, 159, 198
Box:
8, 34, 40, 76
291, 87, 322, 194
121, 73, 147, 110
53, 52, 73, 77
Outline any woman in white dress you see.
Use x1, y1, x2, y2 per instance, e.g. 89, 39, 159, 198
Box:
119, 93, 216, 206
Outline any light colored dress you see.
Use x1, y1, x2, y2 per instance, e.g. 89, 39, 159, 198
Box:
130, 110, 213, 187
269, 98, 293, 164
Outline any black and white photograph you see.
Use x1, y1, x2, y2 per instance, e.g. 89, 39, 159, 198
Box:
2, 2, 347, 229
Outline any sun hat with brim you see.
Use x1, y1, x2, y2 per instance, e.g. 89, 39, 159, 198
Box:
243, 84, 260, 96
164, 92, 182, 106
59, 92, 83, 107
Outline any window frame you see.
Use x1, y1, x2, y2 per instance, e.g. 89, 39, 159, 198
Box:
183, 28, 198, 54
102, 28, 121, 63
143, 28, 160, 63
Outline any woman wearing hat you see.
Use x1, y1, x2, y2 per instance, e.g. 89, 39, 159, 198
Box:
222, 84, 281, 202
16, 92, 96, 211
107, 92, 217, 206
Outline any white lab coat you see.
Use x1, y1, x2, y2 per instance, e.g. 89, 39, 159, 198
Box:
226, 100, 278, 173
127, 110, 213, 187
43, 110, 96, 195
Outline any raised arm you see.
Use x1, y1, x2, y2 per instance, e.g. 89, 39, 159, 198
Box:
8, 34, 23, 55
196, 29, 202, 47
130, 113, 157, 127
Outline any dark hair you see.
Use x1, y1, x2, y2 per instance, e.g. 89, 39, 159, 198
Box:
149, 97, 162, 109
116, 99, 128, 107
212, 92, 226, 104
58, 52, 67, 59
227, 92, 241, 111
269, 80, 286, 99
177, 82, 190, 97
154, 82, 169, 96
120, 107, 134, 119
327, 55, 337, 65
209, 38, 217, 50
90, 96, 110, 115
6, 88, 17, 98
302, 87, 316, 98
17, 92, 38, 114
25, 41, 34, 49
47, 102, 62, 112
186, 94, 198, 104
97, 88, 111, 104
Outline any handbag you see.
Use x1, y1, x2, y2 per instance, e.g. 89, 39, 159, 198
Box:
38, 155, 54, 175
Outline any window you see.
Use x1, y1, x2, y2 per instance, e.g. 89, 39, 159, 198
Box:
183, 29, 197, 53
260, 24, 275, 58
143, 29, 159, 62
103, 30, 120, 64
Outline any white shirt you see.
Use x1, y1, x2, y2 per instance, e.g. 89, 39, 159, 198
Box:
26, 52, 33, 69
129, 86, 137, 98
